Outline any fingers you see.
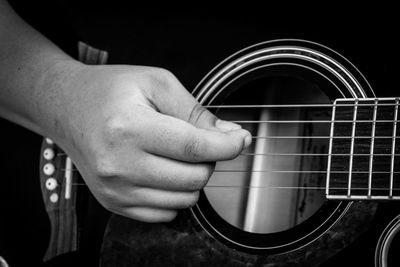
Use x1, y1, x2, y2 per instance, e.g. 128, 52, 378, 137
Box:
140, 69, 252, 161
100, 183, 200, 223
90, 154, 207, 222
83, 67, 254, 224
138, 109, 251, 162
144, 69, 211, 127
119, 207, 178, 223
119, 188, 200, 210
131, 154, 215, 191
143, 68, 245, 132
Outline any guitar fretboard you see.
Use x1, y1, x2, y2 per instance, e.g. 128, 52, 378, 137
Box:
326, 98, 400, 200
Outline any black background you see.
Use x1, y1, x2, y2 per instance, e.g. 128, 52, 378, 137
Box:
0, 1, 399, 266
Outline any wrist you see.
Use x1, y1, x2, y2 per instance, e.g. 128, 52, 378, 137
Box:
35, 58, 86, 143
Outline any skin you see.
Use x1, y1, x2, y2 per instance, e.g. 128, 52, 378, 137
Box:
0, 0, 251, 222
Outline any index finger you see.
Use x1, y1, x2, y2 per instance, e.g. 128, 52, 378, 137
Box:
139, 110, 251, 162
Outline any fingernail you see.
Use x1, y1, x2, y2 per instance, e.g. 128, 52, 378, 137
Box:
244, 133, 252, 148
215, 119, 242, 131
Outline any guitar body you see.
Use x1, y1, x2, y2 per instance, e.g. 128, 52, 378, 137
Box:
100, 203, 381, 267
99, 40, 400, 266
101, 203, 400, 266
0, 116, 108, 267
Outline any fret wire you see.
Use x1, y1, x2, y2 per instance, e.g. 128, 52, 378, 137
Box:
390, 99, 399, 197
347, 100, 358, 197
326, 101, 336, 196
368, 100, 378, 198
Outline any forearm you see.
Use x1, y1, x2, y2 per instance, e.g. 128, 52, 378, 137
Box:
0, 0, 82, 137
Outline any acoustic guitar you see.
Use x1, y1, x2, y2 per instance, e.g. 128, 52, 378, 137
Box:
33, 39, 400, 266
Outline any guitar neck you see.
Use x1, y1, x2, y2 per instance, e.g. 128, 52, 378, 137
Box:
326, 97, 400, 200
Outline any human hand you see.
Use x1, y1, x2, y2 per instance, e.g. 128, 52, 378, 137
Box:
51, 64, 251, 223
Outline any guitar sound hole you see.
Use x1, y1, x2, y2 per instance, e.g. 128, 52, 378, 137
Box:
204, 75, 331, 234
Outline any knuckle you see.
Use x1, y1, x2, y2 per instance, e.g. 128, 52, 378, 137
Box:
141, 163, 174, 188
92, 155, 118, 178
157, 68, 176, 81
102, 117, 131, 143
101, 187, 119, 202
146, 67, 176, 90
187, 103, 209, 125
184, 137, 203, 161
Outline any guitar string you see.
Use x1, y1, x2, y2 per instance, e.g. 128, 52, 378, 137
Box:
204, 103, 400, 108
56, 152, 400, 157
211, 103, 398, 122
240, 153, 400, 156
61, 165, 400, 190
53, 136, 400, 157
52, 136, 400, 158
59, 167, 400, 190
213, 170, 400, 174
65, 47, 395, 192
250, 136, 400, 139
59, 168, 400, 174
55, 135, 400, 158
68, 183, 400, 191
56, 103, 400, 188
55, 102, 400, 190
231, 120, 400, 123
